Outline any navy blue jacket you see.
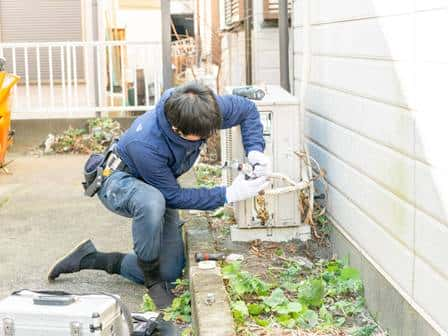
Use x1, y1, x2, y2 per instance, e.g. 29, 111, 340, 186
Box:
116, 88, 265, 210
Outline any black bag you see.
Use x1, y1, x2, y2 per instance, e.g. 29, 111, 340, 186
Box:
82, 153, 106, 197
132, 313, 179, 336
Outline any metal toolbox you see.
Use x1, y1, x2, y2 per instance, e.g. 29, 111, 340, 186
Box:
0, 290, 131, 336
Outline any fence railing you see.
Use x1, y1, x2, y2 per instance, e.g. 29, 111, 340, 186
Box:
0, 40, 163, 119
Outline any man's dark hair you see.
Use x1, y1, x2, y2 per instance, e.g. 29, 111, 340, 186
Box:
164, 82, 222, 139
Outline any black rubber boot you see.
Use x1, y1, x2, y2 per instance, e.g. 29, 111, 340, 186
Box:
47, 239, 125, 281
138, 258, 175, 309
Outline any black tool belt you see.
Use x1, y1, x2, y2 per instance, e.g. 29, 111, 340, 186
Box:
82, 140, 129, 197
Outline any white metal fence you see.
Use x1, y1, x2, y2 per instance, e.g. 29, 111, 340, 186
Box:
0, 40, 163, 119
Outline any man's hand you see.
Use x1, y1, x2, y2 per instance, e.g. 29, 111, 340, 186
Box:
225, 174, 270, 203
248, 151, 271, 177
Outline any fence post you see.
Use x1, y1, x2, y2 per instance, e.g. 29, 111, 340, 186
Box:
161, 0, 172, 90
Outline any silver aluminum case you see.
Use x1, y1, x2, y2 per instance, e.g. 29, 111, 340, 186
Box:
0, 291, 128, 336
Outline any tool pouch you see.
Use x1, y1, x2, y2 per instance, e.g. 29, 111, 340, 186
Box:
132, 313, 177, 336
82, 153, 106, 197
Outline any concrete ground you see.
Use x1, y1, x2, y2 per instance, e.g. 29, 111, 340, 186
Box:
0, 153, 146, 311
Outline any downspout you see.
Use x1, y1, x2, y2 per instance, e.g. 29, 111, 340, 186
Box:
244, 0, 253, 85
298, 0, 313, 226
299, 0, 310, 155
279, 0, 290, 92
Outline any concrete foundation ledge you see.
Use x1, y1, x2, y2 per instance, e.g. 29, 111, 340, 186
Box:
184, 216, 235, 336
190, 266, 235, 336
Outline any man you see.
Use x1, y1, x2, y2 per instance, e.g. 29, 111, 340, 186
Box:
48, 82, 271, 308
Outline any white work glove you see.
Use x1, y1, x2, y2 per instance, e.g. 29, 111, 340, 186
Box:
225, 174, 270, 203
248, 151, 272, 177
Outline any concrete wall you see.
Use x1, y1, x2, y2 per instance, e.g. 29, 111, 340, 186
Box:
293, 0, 448, 333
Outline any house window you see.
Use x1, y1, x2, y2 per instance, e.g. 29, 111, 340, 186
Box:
224, 0, 245, 27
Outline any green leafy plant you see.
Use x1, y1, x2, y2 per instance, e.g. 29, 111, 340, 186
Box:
194, 163, 221, 188
223, 262, 271, 298
351, 324, 378, 336
247, 303, 265, 316
50, 118, 122, 154
231, 300, 249, 324
297, 278, 325, 308
297, 309, 319, 329
181, 326, 194, 336
163, 290, 192, 323
142, 278, 192, 325
263, 288, 288, 308
222, 258, 377, 334
141, 294, 156, 312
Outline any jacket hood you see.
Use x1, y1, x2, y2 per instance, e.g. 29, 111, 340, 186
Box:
155, 88, 204, 148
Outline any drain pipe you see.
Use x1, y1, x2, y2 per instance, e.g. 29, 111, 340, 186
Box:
299, 0, 310, 154
244, 0, 253, 85
279, 0, 290, 92
297, 0, 314, 223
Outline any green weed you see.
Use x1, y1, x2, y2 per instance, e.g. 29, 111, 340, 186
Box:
222, 258, 380, 334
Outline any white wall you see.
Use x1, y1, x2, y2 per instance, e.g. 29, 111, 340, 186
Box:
293, 0, 448, 332
117, 9, 162, 42
219, 0, 281, 88
116, 9, 162, 82
220, 31, 246, 88
252, 0, 281, 85
198, 0, 212, 58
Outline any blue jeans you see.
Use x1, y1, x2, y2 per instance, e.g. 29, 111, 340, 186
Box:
97, 171, 185, 284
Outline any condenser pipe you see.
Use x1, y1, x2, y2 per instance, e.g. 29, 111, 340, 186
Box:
299, 0, 310, 154
279, 0, 290, 91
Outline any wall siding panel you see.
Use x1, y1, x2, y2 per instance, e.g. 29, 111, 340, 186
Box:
294, 0, 448, 332
325, 183, 414, 295
307, 139, 415, 248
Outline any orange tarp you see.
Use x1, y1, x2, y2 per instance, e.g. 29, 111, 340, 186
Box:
0, 72, 19, 166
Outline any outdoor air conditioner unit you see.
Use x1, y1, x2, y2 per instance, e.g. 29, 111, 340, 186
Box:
221, 85, 311, 242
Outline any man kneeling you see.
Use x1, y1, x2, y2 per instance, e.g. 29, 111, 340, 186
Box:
48, 82, 271, 309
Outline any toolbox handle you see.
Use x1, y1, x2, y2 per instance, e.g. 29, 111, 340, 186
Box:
33, 295, 75, 306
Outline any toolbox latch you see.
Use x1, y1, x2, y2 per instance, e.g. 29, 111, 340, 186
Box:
70, 321, 82, 336
2, 317, 14, 336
